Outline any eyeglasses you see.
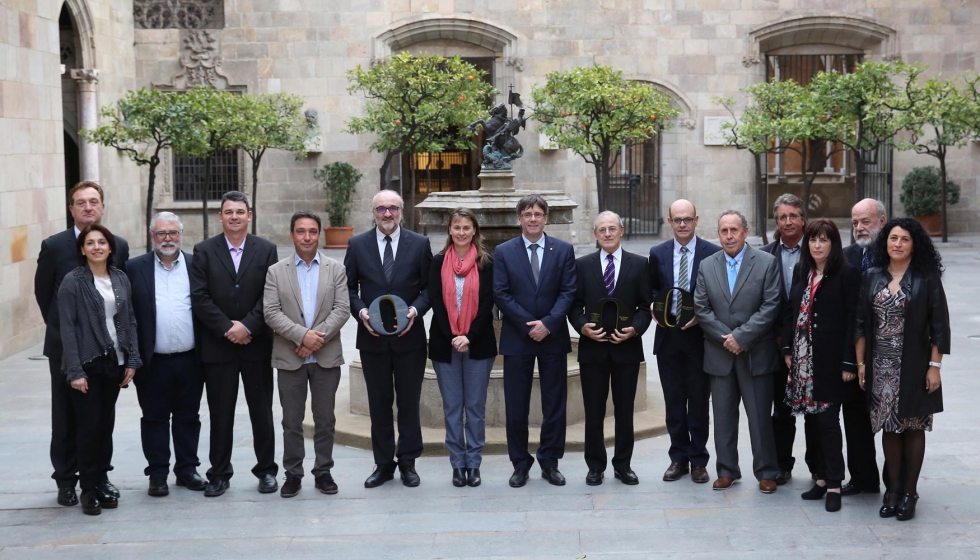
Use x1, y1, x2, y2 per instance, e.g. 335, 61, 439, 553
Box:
375, 206, 401, 215
153, 230, 181, 239
595, 226, 620, 235
777, 214, 802, 223
521, 212, 545, 220
671, 217, 695, 225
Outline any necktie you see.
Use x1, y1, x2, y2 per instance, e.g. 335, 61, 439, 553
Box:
383, 235, 394, 284
861, 249, 871, 272
529, 243, 540, 284
603, 254, 615, 296
728, 259, 738, 295
676, 246, 689, 313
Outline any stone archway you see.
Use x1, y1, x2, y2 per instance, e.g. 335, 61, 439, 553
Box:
59, 0, 100, 193
748, 14, 899, 59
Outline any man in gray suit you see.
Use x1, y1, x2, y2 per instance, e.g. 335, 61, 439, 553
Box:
694, 210, 782, 494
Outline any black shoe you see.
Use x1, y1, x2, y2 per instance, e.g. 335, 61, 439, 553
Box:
466, 468, 481, 488
801, 483, 828, 500
879, 491, 900, 518
614, 468, 639, 486
586, 469, 604, 486
509, 468, 529, 488
364, 466, 395, 488
175, 472, 207, 491
258, 474, 278, 494
57, 486, 78, 507
841, 482, 881, 496
663, 462, 689, 481
400, 465, 421, 487
147, 477, 169, 497
204, 479, 229, 497
452, 468, 466, 487
280, 475, 301, 498
825, 492, 842, 512
80, 491, 101, 516
896, 493, 918, 521
94, 485, 118, 509
775, 470, 791, 486
100, 479, 120, 499
541, 468, 566, 486
315, 473, 338, 495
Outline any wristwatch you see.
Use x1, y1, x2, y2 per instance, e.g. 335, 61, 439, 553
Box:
928, 361, 942, 369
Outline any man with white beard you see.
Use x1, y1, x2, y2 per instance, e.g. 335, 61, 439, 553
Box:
845, 198, 887, 274
125, 212, 207, 497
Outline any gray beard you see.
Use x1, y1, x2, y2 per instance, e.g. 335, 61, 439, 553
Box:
154, 244, 180, 258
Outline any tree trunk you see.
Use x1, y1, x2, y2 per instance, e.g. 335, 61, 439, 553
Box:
201, 155, 212, 239
250, 153, 261, 235
379, 150, 395, 190
939, 150, 949, 243
593, 160, 608, 212
145, 158, 158, 252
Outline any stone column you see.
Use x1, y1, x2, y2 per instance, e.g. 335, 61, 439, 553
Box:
70, 69, 100, 183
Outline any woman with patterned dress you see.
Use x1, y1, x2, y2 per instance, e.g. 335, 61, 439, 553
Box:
782, 219, 860, 512
856, 218, 950, 521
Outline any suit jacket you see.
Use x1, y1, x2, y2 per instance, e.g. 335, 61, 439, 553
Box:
35, 228, 130, 359
190, 233, 279, 363
263, 251, 350, 371
843, 243, 865, 273
694, 244, 782, 377
648, 237, 721, 354
568, 249, 651, 364
781, 263, 861, 403
344, 227, 432, 354
125, 250, 196, 368
493, 233, 577, 356
428, 253, 497, 363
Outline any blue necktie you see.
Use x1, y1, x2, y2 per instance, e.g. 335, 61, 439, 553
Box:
727, 259, 738, 295
603, 254, 615, 296
861, 249, 871, 273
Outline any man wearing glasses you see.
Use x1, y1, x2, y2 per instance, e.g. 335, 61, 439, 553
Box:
648, 200, 720, 484
125, 212, 207, 497
34, 181, 130, 508
344, 190, 432, 488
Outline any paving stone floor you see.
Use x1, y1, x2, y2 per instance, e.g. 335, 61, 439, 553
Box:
1, 239, 978, 559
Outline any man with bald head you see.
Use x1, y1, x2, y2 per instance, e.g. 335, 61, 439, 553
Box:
648, 200, 720, 484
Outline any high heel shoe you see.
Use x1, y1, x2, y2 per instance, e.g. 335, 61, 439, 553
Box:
896, 493, 918, 521
452, 468, 466, 488
879, 491, 900, 518
801, 483, 828, 500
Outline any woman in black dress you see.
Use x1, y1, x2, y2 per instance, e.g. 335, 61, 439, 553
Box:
856, 218, 949, 521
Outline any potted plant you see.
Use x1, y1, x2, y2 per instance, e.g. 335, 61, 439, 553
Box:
900, 166, 960, 237
315, 161, 362, 248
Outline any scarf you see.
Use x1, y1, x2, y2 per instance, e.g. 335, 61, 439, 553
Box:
441, 246, 480, 336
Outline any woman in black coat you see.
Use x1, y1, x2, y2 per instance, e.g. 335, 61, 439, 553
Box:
428, 207, 497, 488
856, 218, 949, 521
782, 219, 859, 512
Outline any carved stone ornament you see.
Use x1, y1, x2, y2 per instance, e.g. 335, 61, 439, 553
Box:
504, 57, 524, 72
134, 0, 223, 29
171, 30, 231, 89
70, 68, 100, 85
679, 118, 696, 130
741, 55, 760, 67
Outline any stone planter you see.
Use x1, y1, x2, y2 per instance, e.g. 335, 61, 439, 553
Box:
914, 214, 942, 237
323, 226, 354, 248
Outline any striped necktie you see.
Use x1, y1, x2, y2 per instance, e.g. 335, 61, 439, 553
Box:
603, 253, 615, 296
383, 235, 394, 284
676, 246, 689, 313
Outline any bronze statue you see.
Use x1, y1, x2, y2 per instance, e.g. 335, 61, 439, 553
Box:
467, 96, 528, 170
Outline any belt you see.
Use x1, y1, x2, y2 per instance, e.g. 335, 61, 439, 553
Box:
154, 349, 195, 358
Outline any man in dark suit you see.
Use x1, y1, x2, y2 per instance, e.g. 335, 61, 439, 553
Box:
694, 210, 782, 493
839, 198, 886, 495
190, 191, 280, 497
648, 199, 721, 484
34, 181, 130, 508
344, 190, 432, 488
493, 194, 577, 487
760, 193, 807, 485
568, 211, 651, 486
126, 212, 207, 497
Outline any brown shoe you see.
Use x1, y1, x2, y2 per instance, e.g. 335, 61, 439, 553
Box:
759, 479, 778, 494
712, 476, 737, 490
691, 466, 709, 484
663, 462, 690, 481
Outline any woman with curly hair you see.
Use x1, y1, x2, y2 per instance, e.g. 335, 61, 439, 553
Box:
855, 217, 950, 521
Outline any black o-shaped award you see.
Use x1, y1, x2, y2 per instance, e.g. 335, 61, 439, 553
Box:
652, 288, 695, 328
368, 294, 411, 336
586, 298, 630, 338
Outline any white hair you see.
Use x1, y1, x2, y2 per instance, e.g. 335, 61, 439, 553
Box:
149, 211, 184, 232
593, 211, 624, 230
372, 189, 404, 209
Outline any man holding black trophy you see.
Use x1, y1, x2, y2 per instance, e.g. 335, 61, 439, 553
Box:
648, 200, 721, 484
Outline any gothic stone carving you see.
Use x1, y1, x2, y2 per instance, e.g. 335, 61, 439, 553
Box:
171, 30, 231, 89
134, 0, 223, 29
741, 55, 760, 67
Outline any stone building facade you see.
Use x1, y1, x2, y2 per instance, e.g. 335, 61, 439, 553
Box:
2, 0, 979, 358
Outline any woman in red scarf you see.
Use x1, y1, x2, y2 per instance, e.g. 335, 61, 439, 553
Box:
428, 208, 497, 487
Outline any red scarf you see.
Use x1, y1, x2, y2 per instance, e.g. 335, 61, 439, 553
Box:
442, 246, 480, 336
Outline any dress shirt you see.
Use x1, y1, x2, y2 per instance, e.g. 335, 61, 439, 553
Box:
153, 253, 195, 354
73, 226, 82, 238
724, 243, 748, 280
376, 226, 401, 262
672, 238, 696, 291
778, 238, 802, 297
522, 233, 546, 270
225, 235, 244, 273
599, 246, 623, 286
294, 252, 320, 365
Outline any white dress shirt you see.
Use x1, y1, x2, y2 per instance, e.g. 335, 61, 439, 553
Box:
154, 253, 195, 354
376, 226, 401, 262
522, 233, 546, 270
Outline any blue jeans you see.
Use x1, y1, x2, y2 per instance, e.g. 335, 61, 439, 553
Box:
433, 350, 493, 469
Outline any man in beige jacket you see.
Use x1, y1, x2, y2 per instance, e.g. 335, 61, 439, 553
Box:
264, 211, 350, 497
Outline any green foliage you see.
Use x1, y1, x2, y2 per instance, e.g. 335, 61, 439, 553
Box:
314, 162, 362, 227
900, 166, 961, 216
531, 64, 679, 210
224, 93, 307, 160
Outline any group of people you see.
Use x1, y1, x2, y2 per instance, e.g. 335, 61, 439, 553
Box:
35, 181, 949, 523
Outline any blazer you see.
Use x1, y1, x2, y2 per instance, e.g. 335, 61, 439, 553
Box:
843, 243, 865, 273
35, 228, 130, 359
190, 233, 279, 363
344, 227, 432, 354
428, 253, 497, 363
58, 265, 141, 381
648, 237, 721, 354
780, 263, 861, 403
855, 268, 950, 418
263, 252, 350, 371
125, 250, 196, 368
694, 244, 782, 377
761, 239, 795, 340
493, 234, 577, 356
568, 249, 652, 364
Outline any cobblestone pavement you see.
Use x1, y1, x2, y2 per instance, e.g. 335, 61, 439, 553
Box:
1, 240, 978, 559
